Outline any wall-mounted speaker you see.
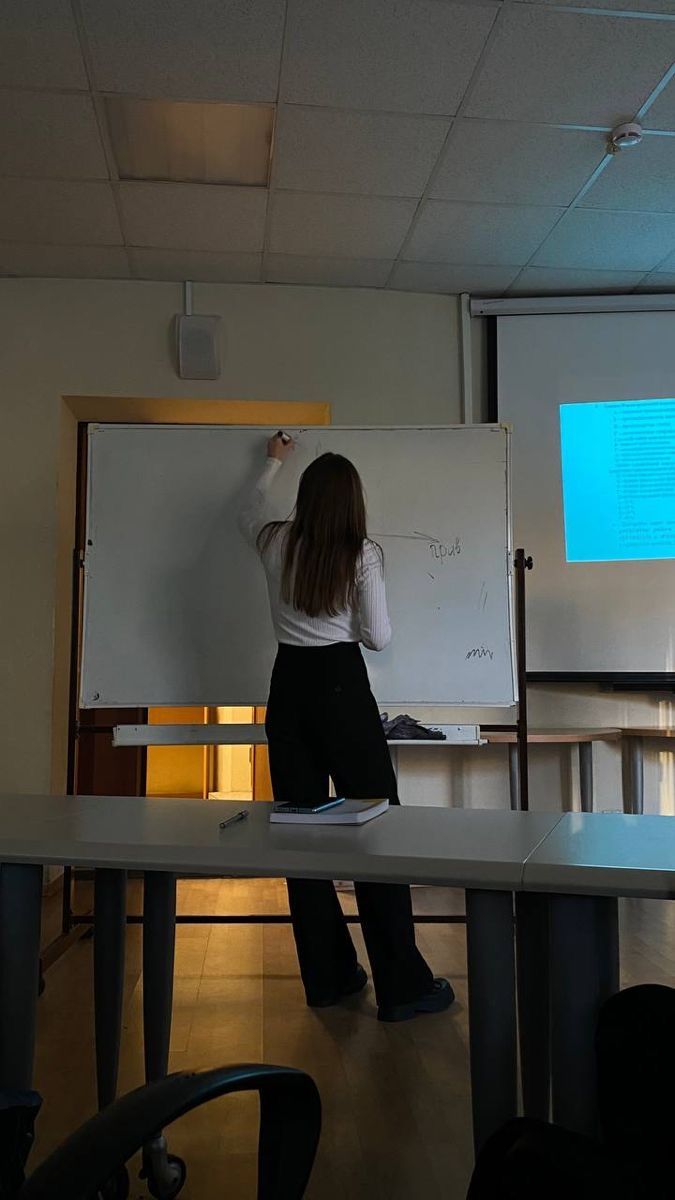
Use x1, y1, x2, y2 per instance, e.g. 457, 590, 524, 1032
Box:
174, 313, 221, 379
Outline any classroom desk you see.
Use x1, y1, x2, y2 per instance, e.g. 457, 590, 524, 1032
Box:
0, 795, 562, 1156
621, 727, 675, 815
483, 728, 622, 812
520, 811, 675, 1136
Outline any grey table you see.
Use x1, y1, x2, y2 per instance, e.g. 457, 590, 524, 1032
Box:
621, 727, 675, 815
0, 794, 562, 1156
519, 811, 675, 1136
484, 728, 622, 812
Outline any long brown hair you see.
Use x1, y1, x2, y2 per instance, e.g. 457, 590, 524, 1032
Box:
258, 453, 377, 617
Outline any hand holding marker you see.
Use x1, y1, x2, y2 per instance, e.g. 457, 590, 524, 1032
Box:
267, 430, 295, 461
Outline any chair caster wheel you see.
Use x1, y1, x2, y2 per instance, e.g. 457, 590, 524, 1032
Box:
141, 1135, 187, 1199
96, 1164, 130, 1199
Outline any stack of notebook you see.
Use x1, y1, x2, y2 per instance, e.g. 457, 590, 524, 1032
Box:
269, 799, 389, 826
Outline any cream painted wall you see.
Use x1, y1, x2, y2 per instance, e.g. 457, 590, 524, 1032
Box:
0, 276, 671, 814
0, 278, 462, 796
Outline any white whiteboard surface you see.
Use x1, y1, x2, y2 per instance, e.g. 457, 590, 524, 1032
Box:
81, 425, 515, 708
498, 311, 675, 676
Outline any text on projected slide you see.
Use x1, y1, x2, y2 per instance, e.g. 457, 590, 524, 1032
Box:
560, 399, 675, 563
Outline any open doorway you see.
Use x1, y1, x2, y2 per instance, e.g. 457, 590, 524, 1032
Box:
208, 707, 254, 801
145, 705, 258, 801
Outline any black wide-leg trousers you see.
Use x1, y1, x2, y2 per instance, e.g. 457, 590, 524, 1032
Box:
265, 641, 434, 1007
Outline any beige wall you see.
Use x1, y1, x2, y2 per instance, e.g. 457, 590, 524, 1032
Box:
0, 278, 463, 795
1, 276, 670, 815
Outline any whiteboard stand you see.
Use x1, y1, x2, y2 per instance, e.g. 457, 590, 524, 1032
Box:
487, 548, 532, 810
514, 548, 534, 811
511, 549, 540, 1133
67, 423, 519, 937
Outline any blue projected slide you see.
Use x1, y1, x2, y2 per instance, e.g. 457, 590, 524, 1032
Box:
560, 398, 675, 563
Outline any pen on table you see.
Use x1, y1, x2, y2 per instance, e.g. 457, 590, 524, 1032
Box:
219, 810, 249, 831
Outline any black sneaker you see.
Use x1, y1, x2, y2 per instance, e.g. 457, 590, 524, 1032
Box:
378, 978, 455, 1023
307, 964, 369, 1009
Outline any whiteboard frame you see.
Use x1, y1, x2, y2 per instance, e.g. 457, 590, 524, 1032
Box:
81, 423, 516, 709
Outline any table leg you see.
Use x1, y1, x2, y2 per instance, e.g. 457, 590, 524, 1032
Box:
0, 864, 43, 1090
625, 737, 644, 815
579, 742, 594, 813
465, 889, 518, 1153
507, 744, 519, 811
143, 871, 177, 1082
141, 872, 184, 1196
549, 893, 619, 1136
515, 891, 550, 1121
94, 868, 127, 1111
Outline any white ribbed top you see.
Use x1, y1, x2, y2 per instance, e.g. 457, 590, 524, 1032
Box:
237, 458, 391, 651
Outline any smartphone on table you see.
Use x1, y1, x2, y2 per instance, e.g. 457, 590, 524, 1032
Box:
271, 799, 345, 815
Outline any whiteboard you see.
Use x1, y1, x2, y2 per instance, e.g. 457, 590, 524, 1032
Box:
498, 311, 675, 677
81, 425, 515, 708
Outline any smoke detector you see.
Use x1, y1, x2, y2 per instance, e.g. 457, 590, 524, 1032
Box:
608, 122, 643, 152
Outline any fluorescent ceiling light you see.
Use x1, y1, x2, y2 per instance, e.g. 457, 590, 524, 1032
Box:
105, 96, 274, 187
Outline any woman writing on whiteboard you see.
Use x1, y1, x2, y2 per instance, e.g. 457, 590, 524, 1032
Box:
238, 432, 453, 1022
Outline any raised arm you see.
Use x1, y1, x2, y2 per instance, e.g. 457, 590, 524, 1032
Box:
357, 541, 392, 651
236, 457, 282, 548
236, 433, 294, 548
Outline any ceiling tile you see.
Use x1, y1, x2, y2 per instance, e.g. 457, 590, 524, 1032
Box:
0, 243, 129, 279
119, 183, 267, 253
431, 120, 607, 206
582, 136, 675, 212
0, 91, 109, 180
274, 107, 449, 197
649, 242, 675, 270
0, 0, 87, 89
405, 200, 563, 266
81, 0, 286, 101
281, 0, 498, 115
0, 180, 121, 245
636, 271, 675, 290
130, 248, 262, 282
265, 254, 392, 287
524, 0, 675, 11
269, 192, 417, 259
509, 266, 645, 295
533, 208, 675, 270
464, 7, 675, 126
390, 261, 518, 294
640, 81, 675, 132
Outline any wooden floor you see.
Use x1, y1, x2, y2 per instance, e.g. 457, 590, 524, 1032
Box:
32, 880, 675, 1200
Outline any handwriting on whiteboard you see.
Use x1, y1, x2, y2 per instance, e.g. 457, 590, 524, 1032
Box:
466, 646, 494, 661
429, 537, 461, 562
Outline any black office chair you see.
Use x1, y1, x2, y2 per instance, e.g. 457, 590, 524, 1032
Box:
467, 985, 675, 1200
2, 1064, 321, 1200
